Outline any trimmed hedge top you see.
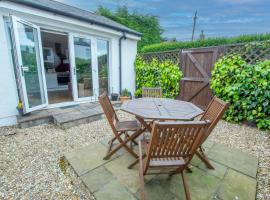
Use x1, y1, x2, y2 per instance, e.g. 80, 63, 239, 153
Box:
141, 33, 270, 53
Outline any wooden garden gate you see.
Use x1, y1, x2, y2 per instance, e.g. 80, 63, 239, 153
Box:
178, 47, 219, 109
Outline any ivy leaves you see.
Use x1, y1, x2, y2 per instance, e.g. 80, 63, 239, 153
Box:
135, 57, 182, 98
211, 55, 270, 130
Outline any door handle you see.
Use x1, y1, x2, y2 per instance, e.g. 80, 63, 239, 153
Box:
22, 66, 29, 71
20, 65, 24, 76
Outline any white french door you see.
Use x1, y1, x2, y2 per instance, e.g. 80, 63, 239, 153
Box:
10, 16, 48, 113
69, 34, 99, 101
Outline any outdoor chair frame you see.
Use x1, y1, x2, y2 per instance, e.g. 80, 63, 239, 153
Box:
196, 96, 229, 169
138, 120, 210, 200
98, 93, 145, 160
142, 87, 163, 98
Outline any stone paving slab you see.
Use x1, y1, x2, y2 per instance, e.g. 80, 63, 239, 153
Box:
207, 143, 258, 178
81, 166, 115, 193
65, 143, 119, 176
64, 141, 258, 200
216, 169, 257, 200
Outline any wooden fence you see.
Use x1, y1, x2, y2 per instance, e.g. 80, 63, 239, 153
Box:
140, 49, 180, 64
139, 41, 270, 109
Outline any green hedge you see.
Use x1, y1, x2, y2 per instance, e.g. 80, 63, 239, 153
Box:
210, 55, 270, 129
135, 57, 182, 98
141, 34, 270, 53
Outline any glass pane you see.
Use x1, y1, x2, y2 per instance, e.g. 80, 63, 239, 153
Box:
74, 37, 93, 98
17, 22, 45, 108
97, 39, 109, 94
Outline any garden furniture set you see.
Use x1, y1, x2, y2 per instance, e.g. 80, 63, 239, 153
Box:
98, 89, 228, 200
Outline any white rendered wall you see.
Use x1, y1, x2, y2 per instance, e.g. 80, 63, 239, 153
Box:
0, 3, 139, 126
0, 15, 19, 126
121, 38, 137, 96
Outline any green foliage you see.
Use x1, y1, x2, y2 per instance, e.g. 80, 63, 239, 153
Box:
96, 6, 163, 51
211, 55, 270, 130
75, 58, 92, 83
135, 57, 182, 98
141, 33, 270, 53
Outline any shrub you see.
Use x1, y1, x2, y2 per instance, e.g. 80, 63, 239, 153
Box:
141, 33, 270, 53
135, 57, 182, 98
211, 55, 270, 129
96, 6, 163, 51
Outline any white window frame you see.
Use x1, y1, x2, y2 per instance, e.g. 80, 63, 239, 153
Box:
10, 15, 48, 113
96, 37, 111, 95
69, 33, 99, 102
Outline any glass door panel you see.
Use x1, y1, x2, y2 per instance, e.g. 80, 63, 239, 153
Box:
11, 16, 47, 112
73, 37, 93, 98
97, 39, 109, 94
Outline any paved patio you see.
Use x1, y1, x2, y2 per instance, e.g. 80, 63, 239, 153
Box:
64, 139, 258, 200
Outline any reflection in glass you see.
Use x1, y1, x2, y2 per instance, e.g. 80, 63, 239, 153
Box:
97, 39, 109, 94
74, 37, 93, 98
17, 22, 45, 108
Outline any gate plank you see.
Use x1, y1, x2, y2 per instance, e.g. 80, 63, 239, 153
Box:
179, 47, 220, 109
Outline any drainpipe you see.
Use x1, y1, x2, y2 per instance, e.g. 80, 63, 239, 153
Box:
119, 32, 126, 94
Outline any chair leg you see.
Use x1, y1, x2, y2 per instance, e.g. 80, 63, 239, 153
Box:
186, 165, 193, 173
125, 132, 139, 146
195, 149, 214, 169
104, 140, 138, 160
181, 172, 191, 200
128, 154, 146, 169
104, 128, 145, 160
139, 142, 145, 200
104, 138, 114, 159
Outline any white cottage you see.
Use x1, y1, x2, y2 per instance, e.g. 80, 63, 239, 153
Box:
0, 0, 141, 126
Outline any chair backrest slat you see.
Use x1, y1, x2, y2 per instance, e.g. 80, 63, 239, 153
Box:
142, 87, 162, 98
144, 121, 210, 173
200, 96, 229, 143
98, 93, 119, 130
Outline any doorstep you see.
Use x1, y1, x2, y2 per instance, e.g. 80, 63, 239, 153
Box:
17, 101, 121, 129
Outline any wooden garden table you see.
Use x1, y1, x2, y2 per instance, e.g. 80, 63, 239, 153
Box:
121, 98, 204, 132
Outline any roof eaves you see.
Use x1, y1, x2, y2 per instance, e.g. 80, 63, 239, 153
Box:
6, 0, 142, 37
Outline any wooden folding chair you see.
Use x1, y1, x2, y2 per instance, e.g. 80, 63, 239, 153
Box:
138, 120, 210, 200
196, 96, 229, 169
98, 93, 145, 160
142, 87, 162, 98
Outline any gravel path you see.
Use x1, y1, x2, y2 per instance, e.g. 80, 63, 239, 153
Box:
0, 111, 269, 200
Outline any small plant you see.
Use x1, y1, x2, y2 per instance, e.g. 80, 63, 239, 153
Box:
121, 88, 131, 97
16, 101, 24, 114
119, 89, 132, 102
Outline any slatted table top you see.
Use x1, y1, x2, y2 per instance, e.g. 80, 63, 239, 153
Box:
121, 98, 203, 120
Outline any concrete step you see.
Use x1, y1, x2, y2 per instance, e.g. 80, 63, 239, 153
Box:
17, 110, 53, 128
17, 101, 122, 129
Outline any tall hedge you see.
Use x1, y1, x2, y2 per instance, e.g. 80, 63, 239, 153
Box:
211, 55, 270, 129
135, 57, 182, 98
141, 34, 270, 53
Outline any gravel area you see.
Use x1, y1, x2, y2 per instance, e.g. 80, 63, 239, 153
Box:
0, 111, 269, 200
